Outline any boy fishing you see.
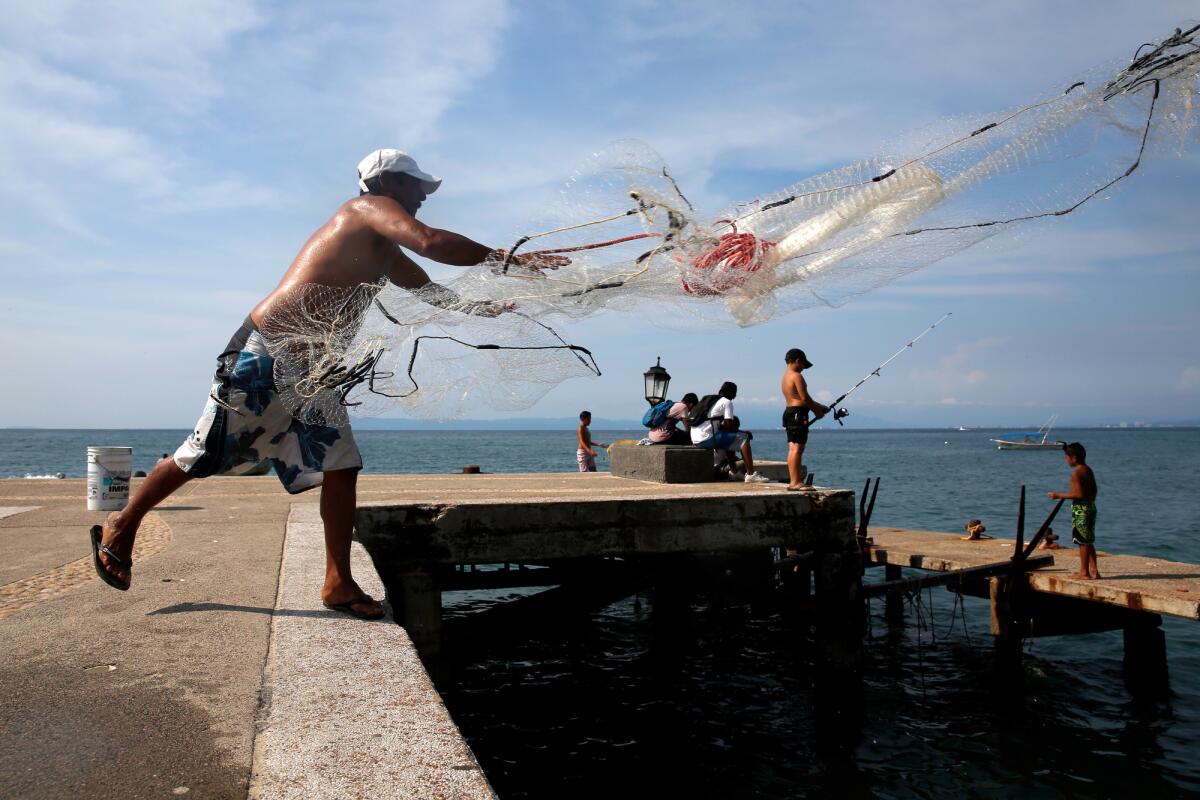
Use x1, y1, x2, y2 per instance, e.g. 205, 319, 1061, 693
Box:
780, 348, 828, 491
1048, 442, 1100, 580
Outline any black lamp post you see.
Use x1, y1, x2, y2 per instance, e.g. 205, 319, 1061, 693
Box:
643, 357, 671, 406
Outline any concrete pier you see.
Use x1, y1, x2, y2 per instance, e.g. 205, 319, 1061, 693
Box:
0, 473, 857, 798
354, 473, 858, 654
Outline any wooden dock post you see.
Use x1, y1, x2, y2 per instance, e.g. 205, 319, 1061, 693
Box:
385, 567, 443, 658
1124, 617, 1169, 695
815, 548, 863, 630
884, 564, 903, 623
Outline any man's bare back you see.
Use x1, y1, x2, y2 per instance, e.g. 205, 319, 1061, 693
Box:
251, 194, 488, 326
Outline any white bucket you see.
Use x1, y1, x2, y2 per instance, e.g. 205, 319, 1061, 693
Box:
87, 447, 133, 512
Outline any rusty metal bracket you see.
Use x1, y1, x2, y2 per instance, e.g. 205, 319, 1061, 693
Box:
863, 554, 1054, 598
857, 476, 880, 549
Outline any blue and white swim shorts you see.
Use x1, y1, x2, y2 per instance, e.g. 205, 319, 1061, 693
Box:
173, 316, 362, 494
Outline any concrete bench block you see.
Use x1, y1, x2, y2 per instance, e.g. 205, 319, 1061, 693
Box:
609, 443, 714, 483
754, 461, 805, 483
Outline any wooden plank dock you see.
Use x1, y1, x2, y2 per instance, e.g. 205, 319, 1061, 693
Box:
867, 526, 1200, 621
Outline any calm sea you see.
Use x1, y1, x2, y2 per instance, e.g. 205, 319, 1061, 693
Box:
4, 427, 1199, 796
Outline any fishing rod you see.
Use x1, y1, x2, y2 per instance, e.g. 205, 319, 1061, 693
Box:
807, 312, 953, 428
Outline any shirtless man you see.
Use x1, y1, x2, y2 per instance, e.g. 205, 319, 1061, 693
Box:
1048, 441, 1100, 579
780, 348, 829, 491
89, 148, 565, 618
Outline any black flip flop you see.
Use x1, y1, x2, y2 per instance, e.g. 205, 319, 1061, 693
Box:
90, 524, 130, 591
323, 594, 385, 621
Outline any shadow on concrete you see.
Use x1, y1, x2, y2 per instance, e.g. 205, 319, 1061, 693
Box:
147, 602, 353, 619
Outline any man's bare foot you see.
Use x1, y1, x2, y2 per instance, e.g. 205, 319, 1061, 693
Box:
786, 484, 815, 492
98, 512, 135, 587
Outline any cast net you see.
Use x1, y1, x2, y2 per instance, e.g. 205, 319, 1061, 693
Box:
261, 23, 1199, 423
259, 280, 599, 428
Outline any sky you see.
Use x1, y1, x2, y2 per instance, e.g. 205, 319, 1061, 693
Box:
0, 0, 1197, 429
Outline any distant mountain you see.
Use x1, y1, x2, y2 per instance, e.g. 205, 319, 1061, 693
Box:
350, 409, 906, 431
351, 416, 629, 431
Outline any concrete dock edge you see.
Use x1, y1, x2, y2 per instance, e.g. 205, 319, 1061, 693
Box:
249, 503, 495, 799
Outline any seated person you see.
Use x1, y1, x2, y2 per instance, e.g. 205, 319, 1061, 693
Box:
647, 393, 698, 446
717, 415, 755, 474
689, 382, 771, 483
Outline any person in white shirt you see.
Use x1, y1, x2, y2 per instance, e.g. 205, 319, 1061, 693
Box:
690, 382, 771, 483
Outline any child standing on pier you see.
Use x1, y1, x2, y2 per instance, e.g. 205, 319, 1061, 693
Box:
1048, 442, 1100, 580
577, 411, 607, 472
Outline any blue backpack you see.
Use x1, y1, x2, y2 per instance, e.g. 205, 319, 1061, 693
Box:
641, 399, 675, 428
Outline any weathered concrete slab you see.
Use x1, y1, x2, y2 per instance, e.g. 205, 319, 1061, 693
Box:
251, 503, 494, 800
754, 460, 804, 484
609, 443, 713, 483
608, 445, 801, 485
868, 527, 1200, 621
356, 473, 857, 566
0, 477, 290, 800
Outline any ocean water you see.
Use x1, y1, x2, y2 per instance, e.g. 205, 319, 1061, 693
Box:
4, 427, 1199, 796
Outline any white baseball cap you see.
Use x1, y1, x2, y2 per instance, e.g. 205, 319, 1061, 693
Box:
356, 149, 442, 194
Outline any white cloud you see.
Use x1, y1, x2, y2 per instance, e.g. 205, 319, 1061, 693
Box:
941, 337, 1007, 370
1177, 366, 1200, 392
1, 0, 265, 114
903, 336, 1002, 403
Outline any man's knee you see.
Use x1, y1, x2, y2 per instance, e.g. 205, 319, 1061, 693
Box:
321, 468, 359, 497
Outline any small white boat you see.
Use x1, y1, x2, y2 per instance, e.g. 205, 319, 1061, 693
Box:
990, 415, 1066, 450
956, 425, 971, 432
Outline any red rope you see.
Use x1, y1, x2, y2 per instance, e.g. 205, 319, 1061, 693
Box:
520, 224, 774, 298
683, 225, 774, 296
528, 232, 658, 255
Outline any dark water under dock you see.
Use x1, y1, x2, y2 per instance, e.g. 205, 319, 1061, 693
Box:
429, 429, 1200, 797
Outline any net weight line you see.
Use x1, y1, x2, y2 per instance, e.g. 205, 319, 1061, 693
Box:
300, 299, 602, 411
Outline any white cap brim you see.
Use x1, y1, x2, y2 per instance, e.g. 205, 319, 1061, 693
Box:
357, 148, 441, 194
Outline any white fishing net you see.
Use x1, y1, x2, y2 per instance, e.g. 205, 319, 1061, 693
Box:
258, 280, 601, 427
262, 24, 1199, 424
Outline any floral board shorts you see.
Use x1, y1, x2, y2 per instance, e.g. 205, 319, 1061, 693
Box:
1070, 501, 1097, 545
173, 317, 362, 494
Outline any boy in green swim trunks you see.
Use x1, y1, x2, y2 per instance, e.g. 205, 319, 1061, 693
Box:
1048, 442, 1100, 580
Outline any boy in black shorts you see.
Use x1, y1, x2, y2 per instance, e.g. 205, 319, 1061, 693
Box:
780, 348, 828, 490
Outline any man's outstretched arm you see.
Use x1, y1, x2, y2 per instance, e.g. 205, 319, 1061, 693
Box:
385, 249, 512, 317
362, 196, 566, 271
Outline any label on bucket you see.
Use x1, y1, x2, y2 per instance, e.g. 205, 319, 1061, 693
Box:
102, 474, 130, 501
87, 446, 133, 511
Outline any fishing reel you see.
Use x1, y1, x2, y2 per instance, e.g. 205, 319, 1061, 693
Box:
831, 407, 850, 426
